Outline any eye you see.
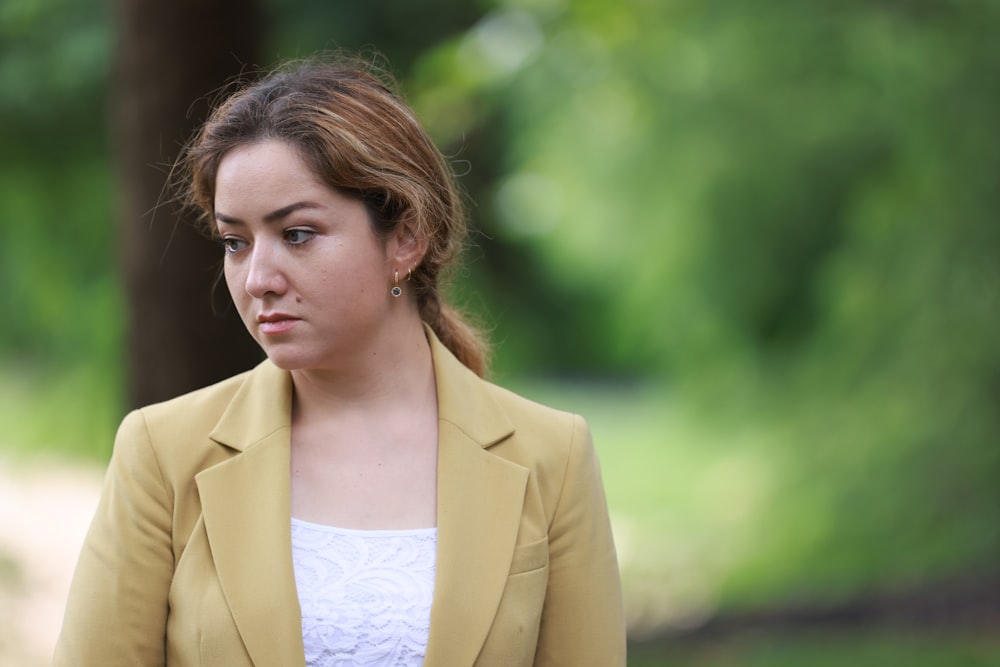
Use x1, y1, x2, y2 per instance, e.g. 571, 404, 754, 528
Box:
284, 228, 315, 246
221, 237, 247, 255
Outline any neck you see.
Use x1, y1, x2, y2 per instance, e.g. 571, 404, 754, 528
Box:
289, 315, 435, 420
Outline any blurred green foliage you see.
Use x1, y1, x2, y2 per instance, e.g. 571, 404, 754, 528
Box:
0, 0, 120, 457
1, 0, 114, 365
1, 0, 998, 657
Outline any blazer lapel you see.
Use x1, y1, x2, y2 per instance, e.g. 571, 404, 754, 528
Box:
423, 332, 527, 666
196, 362, 305, 666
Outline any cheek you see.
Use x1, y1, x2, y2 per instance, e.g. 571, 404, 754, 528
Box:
222, 262, 247, 301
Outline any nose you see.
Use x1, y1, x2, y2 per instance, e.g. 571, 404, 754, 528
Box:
244, 243, 288, 299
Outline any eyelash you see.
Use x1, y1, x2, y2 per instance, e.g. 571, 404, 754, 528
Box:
283, 228, 315, 245
220, 229, 315, 255
221, 237, 246, 255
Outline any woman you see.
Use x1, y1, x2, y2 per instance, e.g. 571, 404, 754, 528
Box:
54, 55, 625, 666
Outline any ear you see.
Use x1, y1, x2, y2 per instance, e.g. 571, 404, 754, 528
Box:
388, 220, 429, 271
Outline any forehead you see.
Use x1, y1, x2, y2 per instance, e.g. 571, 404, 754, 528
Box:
216, 141, 318, 187
214, 141, 329, 209
213, 139, 377, 233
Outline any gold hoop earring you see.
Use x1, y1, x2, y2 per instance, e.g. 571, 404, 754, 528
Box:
391, 270, 402, 298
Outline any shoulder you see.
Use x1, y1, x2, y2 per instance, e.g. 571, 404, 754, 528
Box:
111, 362, 279, 479
134, 367, 255, 434
478, 378, 596, 483
483, 380, 582, 441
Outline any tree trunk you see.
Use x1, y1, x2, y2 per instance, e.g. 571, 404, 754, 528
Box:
113, 0, 263, 408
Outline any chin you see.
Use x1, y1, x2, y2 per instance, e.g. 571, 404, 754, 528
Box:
261, 349, 313, 371
265, 357, 299, 371
264, 345, 342, 373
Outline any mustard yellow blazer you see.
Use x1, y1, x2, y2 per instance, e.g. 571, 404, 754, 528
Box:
54, 331, 626, 666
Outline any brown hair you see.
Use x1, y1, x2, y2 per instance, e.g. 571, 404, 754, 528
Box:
181, 54, 490, 376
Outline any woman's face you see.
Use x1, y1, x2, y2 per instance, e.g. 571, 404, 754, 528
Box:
214, 140, 399, 371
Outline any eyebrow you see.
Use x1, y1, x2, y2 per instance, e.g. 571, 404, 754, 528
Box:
215, 201, 323, 225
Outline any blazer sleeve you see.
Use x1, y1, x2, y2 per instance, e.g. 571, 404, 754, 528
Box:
534, 415, 627, 666
53, 409, 173, 666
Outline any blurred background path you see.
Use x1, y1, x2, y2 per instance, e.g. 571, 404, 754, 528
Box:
0, 459, 101, 666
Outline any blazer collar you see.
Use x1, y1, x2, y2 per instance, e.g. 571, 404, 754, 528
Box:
198, 360, 301, 665
199, 328, 527, 666
208, 359, 292, 452
423, 327, 527, 666
426, 323, 514, 450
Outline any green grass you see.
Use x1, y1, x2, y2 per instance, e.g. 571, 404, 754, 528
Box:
509, 375, 999, 656
628, 629, 1000, 667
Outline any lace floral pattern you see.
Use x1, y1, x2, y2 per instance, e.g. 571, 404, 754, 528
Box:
291, 519, 437, 667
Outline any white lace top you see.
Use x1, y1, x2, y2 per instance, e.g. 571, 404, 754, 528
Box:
291, 518, 437, 667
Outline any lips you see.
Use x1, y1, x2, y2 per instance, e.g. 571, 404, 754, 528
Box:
257, 312, 300, 335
